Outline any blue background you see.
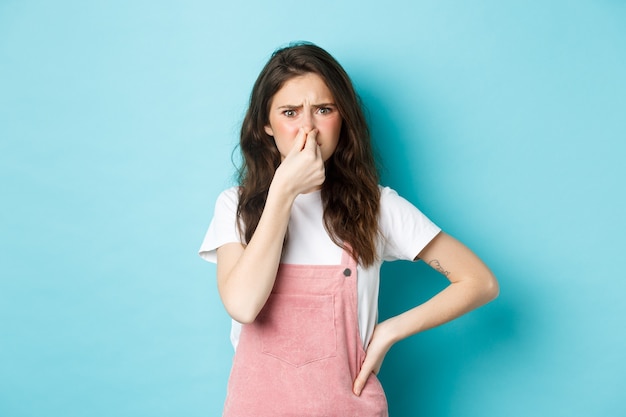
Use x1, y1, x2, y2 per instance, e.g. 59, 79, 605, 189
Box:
1, 1, 625, 416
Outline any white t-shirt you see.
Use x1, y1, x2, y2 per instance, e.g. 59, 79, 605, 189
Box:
199, 186, 441, 349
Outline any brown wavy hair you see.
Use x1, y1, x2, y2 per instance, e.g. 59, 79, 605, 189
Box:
236, 42, 380, 266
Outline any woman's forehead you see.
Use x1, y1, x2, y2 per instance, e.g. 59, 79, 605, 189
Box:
269, 73, 335, 107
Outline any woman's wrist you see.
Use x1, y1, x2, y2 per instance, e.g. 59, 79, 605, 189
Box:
268, 170, 301, 203
380, 311, 425, 345
377, 317, 405, 347
267, 186, 294, 208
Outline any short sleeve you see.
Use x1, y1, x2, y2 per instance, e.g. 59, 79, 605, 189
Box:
378, 187, 441, 262
198, 187, 243, 263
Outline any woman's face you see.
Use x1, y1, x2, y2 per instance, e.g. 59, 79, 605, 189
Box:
265, 73, 342, 161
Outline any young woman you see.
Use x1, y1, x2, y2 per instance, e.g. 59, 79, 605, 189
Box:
199, 42, 499, 416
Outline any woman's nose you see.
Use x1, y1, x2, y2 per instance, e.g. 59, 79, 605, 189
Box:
302, 111, 315, 131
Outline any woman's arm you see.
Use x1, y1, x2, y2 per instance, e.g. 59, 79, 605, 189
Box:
353, 231, 499, 395
217, 129, 325, 324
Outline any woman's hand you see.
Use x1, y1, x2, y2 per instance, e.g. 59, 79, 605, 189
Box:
272, 128, 325, 197
353, 321, 396, 396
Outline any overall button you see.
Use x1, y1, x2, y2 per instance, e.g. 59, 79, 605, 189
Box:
343, 268, 352, 277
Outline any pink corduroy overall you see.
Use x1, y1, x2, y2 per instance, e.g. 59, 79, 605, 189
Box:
223, 249, 389, 416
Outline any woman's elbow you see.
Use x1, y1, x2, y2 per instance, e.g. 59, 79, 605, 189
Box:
221, 298, 262, 325
482, 273, 500, 302
218, 282, 264, 324
230, 312, 257, 325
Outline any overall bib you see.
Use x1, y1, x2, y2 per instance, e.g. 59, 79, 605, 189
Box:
223, 249, 389, 416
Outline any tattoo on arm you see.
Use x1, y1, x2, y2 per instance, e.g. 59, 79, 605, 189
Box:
428, 259, 450, 277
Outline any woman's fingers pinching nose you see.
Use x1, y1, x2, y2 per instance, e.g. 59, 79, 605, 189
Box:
304, 129, 320, 151
289, 128, 307, 154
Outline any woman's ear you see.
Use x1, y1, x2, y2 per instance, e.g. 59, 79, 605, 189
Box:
264, 125, 274, 136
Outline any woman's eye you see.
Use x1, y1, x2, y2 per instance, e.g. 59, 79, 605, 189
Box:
283, 110, 296, 117
318, 107, 333, 114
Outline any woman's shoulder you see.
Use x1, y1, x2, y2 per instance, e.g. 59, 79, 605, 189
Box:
376, 185, 441, 260
377, 184, 437, 226
216, 186, 240, 203
378, 185, 405, 205
210, 186, 241, 216
378, 185, 397, 196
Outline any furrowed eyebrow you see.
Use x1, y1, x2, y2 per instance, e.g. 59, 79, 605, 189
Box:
276, 102, 336, 109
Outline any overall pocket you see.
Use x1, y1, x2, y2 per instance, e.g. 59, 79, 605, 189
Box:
257, 293, 337, 367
